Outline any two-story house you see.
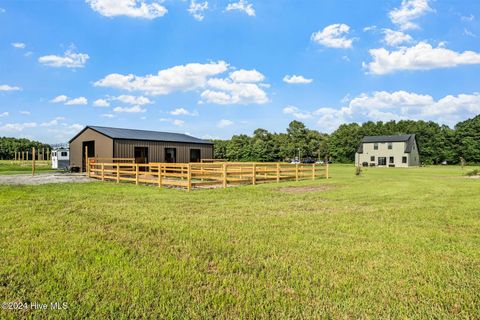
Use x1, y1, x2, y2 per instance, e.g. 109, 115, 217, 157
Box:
355, 134, 420, 167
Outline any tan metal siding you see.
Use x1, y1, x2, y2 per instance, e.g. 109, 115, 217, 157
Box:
69, 128, 113, 168
113, 140, 213, 163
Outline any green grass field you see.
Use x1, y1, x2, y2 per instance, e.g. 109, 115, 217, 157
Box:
0, 160, 55, 175
0, 165, 479, 318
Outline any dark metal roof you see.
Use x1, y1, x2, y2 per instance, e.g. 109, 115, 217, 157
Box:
69, 125, 213, 145
357, 134, 417, 153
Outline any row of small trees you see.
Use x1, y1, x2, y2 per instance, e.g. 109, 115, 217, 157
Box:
213, 115, 480, 164
0, 137, 51, 160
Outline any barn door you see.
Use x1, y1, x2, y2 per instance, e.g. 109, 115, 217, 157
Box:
82, 141, 95, 172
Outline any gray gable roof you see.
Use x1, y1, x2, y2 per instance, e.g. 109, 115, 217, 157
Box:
357, 134, 417, 153
70, 126, 213, 145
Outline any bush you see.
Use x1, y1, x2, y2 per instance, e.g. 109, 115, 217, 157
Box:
465, 169, 480, 176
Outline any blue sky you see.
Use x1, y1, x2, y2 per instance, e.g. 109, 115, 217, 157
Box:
0, 0, 479, 143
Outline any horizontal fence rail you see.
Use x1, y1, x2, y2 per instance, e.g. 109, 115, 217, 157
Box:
87, 158, 329, 191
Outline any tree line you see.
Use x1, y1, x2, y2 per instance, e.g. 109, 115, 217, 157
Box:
0, 137, 51, 160
213, 114, 480, 164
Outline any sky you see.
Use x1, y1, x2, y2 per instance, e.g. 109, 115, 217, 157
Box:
0, 0, 479, 143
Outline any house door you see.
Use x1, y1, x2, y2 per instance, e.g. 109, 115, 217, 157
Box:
165, 148, 176, 163
378, 157, 386, 166
82, 140, 95, 172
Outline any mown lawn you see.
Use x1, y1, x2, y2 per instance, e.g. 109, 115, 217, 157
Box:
0, 160, 55, 175
0, 165, 479, 319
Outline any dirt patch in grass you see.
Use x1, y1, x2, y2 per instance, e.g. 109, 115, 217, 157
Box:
278, 185, 334, 194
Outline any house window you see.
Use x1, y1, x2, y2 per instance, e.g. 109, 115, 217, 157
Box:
388, 142, 392, 150
402, 156, 407, 164
378, 157, 386, 166
374, 143, 379, 150
61, 151, 67, 157
190, 149, 201, 162
389, 156, 394, 163
370, 156, 375, 161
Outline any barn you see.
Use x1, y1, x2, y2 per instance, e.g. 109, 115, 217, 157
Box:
69, 125, 214, 171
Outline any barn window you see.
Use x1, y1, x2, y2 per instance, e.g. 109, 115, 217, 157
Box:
165, 148, 176, 163
190, 149, 201, 162
374, 143, 378, 150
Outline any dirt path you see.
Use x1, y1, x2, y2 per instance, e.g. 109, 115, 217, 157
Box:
0, 173, 94, 185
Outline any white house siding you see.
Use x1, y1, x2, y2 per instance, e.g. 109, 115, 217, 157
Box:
356, 141, 416, 167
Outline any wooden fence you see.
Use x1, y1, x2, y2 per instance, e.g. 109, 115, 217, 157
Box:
87, 158, 329, 191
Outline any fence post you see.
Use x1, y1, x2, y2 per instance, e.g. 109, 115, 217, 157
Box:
252, 163, 256, 185
84, 146, 88, 174
47, 148, 50, 161
135, 164, 139, 185
295, 163, 299, 181
32, 147, 36, 176
276, 163, 280, 183
101, 163, 105, 181
187, 164, 192, 192
116, 165, 120, 183
222, 163, 227, 188
158, 164, 162, 188
312, 163, 315, 180
326, 161, 329, 179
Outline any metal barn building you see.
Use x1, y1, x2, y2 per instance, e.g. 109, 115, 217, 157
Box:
69, 126, 214, 171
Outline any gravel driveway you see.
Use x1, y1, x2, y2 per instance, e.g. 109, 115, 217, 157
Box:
0, 173, 94, 185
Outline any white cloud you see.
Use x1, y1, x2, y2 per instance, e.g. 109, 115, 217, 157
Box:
41, 117, 66, 127
0, 122, 37, 132
50, 95, 69, 103
461, 14, 475, 22
50, 95, 88, 105
226, 0, 255, 16
365, 42, 480, 75
0, 84, 21, 91
343, 91, 480, 126
188, 0, 208, 21
217, 119, 234, 128
101, 113, 115, 118
389, 0, 432, 30
20, 111, 31, 115
95, 61, 229, 95
11, 42, 26, 49
201, 77, 268, 105
68, 124, 84, 131
93, 99, 110, 107
113, 105, 146, 113
283, 75, 313, 84
229, 69, 264, 82
311, 23, 353, 49
382, 28, 413, 46
168, 108, 198, 116
95, 61, 269, 105
38, 49, 89, 68
315, 107, 352, 133
86, 0, 167, 19
0, 112, 9, 117
159, 118, 184, 126
282, 106, 311, 120
65, 97, 88, 105
363, 25, 377, 32
111, 95, 151, 105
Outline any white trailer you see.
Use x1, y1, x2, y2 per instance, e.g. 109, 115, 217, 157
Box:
51, 148, 70, 169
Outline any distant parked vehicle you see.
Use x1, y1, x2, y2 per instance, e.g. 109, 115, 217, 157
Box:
302, 158, 315, 164
316, 160, 324, 164
290, 160, 300, 164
